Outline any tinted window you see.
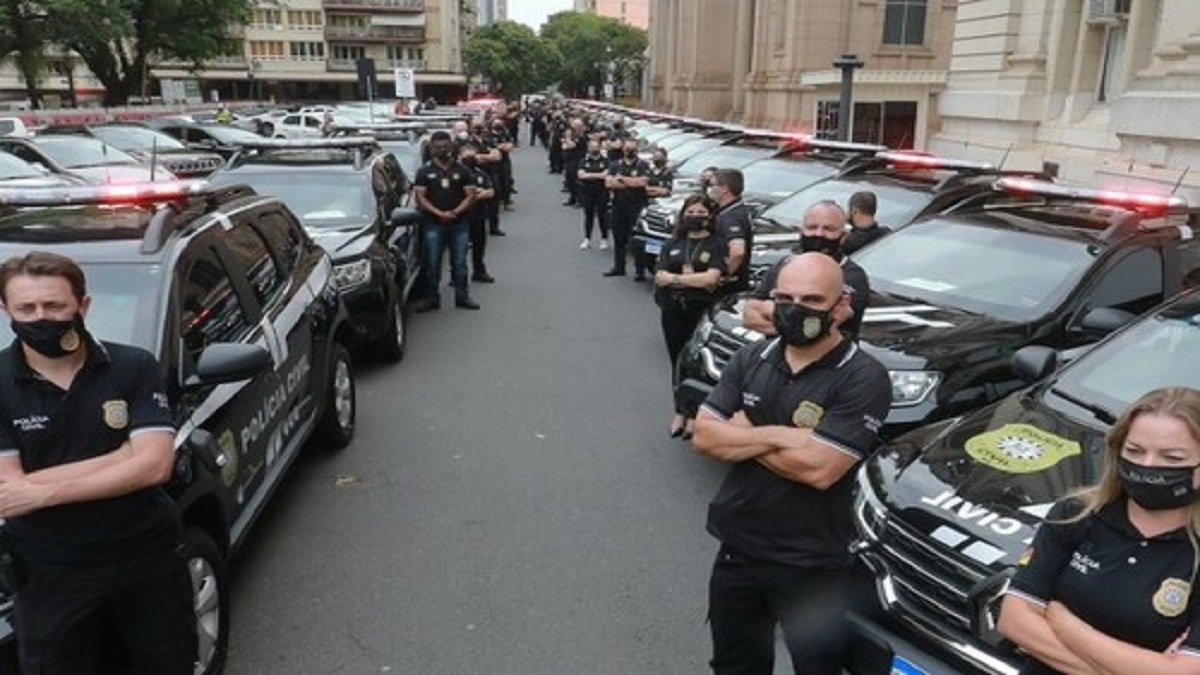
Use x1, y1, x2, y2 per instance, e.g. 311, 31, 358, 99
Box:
674, 145, 775, 177
223, 224, 284, 308
740, 159, 838, 200
762, 179, 930, 230
1083, 247, 1163, 316
33, 137, 139, 167
180, 246, 252, 360
255, 209, 307, 272
0, 152, 42, 179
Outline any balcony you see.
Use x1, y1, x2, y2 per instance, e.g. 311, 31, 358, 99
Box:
328, 58, 427, 72
325, 24, 425, 43
156, 55, 248, 70
323, 0, 423, 12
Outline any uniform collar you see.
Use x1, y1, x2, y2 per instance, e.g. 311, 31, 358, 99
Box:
1097, 497, 1191, 542
761, 336, 856, 377
716, 198, 744, 214
9, 333, 110, 383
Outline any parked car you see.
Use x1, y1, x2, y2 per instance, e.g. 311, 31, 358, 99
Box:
42, 123, 225, 177
0, 135, 170, 184
270, 112, 329, 138
849, 284, 1200, 675
0, 151, 84, 187
208, 137, 419, 361
677, 178, 1200, 437
145, 119, 268, 159
0, 180, 357, 674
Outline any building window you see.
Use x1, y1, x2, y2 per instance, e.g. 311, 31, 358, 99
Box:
327, 14, 369, 28
883, 0, 927, 46
330, 45, 366, 61
249, 41, 285, 59
387, 46, 424, 64
252, 9, 282, 29
852, 101, 918, 148
289, 41, 326, 61
815, 101, 839, 139
287, 10, 323, 30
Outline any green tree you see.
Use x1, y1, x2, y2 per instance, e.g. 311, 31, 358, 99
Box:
0, 0, 49, 109
42, 0, 250, 106
540, 11, 647, 98
463, 20, 560, 98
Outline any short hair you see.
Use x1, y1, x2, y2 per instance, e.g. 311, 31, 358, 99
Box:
0, 251, 87, 303
429, 130, 452, 143
713, 168, 744, 197
849, 191, 877, 217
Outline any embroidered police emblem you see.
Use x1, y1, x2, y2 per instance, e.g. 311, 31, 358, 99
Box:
102, 400, 128, 429
802, 315, 823, 339
792, 400, 825, 428
60, 328, 81, 352
700, 251, 711, 264
441, 178, 450, 189
217, 429, 238, 488
1153, 578, 1191, 618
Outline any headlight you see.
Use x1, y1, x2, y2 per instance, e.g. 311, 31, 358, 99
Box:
332, 258, 372, 291
854, 468, 888, 538
694, 315, 714, 344
889, 370, 940, 407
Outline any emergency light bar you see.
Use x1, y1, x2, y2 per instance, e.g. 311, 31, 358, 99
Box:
232, 137, 379, 150
784, 136, 888, 154
995, 177, 1189, 213
875, 151, 995, 171
0, 180, 212, 207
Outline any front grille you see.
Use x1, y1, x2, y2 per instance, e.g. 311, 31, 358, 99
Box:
707, 328, 746, 373
878, 516, 987, 634
643, 208, 672, 236
161, 156, 224, 177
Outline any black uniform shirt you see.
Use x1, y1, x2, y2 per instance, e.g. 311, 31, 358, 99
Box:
842, 222, 891, 255
578, 153, 609, 193
752, 254, 870, 339
702, 338, 890, 568
0, 338, 177, 564
608, 157, 652, 208
414, 160, 474, 214
654, 233, 729, 305
465, 164, 493, 220
648, 166, 674, 195
1007, 498, 1200, 674
715, 200, 755, 292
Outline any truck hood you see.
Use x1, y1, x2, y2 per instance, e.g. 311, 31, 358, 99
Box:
303, 221, 377, 260
865, 389, 1106, 570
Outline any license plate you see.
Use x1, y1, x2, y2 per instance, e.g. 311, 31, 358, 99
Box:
891, 655, 927, 675
643, 240, 662, 256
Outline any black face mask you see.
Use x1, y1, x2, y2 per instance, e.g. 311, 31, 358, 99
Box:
623, 149, 637, 159
681, 216, 708, 233
653, 158, 667, 167
1118, 457, 1200, 510
461, 155, 476, 165
433, 148, 452, 161
799, 234, 843, 258
772, 302, 833, 347
12, 314, 87, 359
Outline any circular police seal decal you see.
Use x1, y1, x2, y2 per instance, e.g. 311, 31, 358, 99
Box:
792, 400, 825, 428
699, 251, 711, 264
101, 400, 128, 429
60, 328, 81, 352
1153, 577, 1191, 618
964, 423, 1081, 474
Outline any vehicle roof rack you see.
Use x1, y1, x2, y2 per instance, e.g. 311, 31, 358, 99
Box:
775, 136, 888, 159
226, 136, 380, 170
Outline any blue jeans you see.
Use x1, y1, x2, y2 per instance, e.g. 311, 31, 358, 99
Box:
422, 217, 470, 303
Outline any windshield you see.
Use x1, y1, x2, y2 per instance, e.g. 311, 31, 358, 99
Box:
1052, 300, 1200, 419
0, 152, 41, 179
202, 126, 264, 144
218, 171, 374, 227
91, 127, 186, 152
854, 219, 1094, 322
635, 125, 678, 145
675, 145, 774, 178
741, 159, 838, 200
0, 261, 163, 352
654, 132, 706, 153
759, 179, 929, 229
34, 137, 139, 167
667, 137, 727, 166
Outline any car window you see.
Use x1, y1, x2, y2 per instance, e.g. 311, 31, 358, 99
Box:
655, 133, 705, 153
283, 115, 300, 126
255, 209, 306, 272
90, 126, 186, 152
1081, 246, 1163, 316
223, 223, 285, 309
741, 159, 837, 199
0, 152, 41, 179
675, 145, 775, 177
1177, 238, 1200, 290
33, 137, 140, 167
762, 179, 930, 230
179, 245, 253, 361
855, 218, 1095, 322
304, 117, 321, 128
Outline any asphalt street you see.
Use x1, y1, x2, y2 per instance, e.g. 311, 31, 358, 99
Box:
224, 137, 748, 674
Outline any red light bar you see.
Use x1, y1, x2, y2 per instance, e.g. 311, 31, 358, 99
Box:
995, 177, 1189, 212
876, 151, 994, 171
0, 180, 212, 207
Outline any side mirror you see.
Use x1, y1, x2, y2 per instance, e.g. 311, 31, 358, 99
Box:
390, 206, 423, 227
1078, 306, 1135, 333
184, 343, 272, 388
1011, 346, 1057, 384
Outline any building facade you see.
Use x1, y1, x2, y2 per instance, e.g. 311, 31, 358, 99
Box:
576, 0, 650, 30
647, 0, 958, 149
477, 0, 508, 26
0, 0, 473, 106
928, 0, 1200, 200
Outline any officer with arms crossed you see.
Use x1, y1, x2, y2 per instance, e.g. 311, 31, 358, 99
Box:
743, 200, 870, 340
692, 253, 890, 674
999, 387, 1200, 674
708, 169, 753, 295
412, 131, 480, 311
602, 137, 651, 278
0, 251, 194, 674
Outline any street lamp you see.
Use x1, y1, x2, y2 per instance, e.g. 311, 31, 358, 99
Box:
833, 53, 864, 142
604, 45, 614, 102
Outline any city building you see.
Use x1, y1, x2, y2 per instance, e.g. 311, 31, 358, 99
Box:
0, 0, 474, 106
478, 0, 508, 26
928, 0, 1200, 200
576, 0, 650, 30
646, 0, 958, 149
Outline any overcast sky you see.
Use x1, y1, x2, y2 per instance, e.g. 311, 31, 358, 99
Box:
508, 0, 575, 31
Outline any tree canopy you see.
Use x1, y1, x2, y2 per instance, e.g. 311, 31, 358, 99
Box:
463, 20, 560, 98
540, 11, 647, 97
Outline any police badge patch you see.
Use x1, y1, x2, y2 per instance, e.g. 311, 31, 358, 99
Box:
1153, 578, 1191, 618
102, 400, 129, 429
792, 400, 825, 428
699, 251, 711, 264
60, 328, 81, 352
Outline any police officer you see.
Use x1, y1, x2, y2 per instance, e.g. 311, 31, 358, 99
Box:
634, 147, 674, 281
548, 110, 567, 174
459, 140, 496, 284
0, 251, 194, 674
709, 169, 753, 294
742, 200, 871, 339
577, 138, 611, 249
692, 253, 891, 675
602, 137, 651, 278
561, 118, 586, 207
487, 117, 516, 213
999, 387, 1200, 674
472, 122, 507, 237
411, 130, 480, 311
842, 191, 890, 255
